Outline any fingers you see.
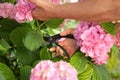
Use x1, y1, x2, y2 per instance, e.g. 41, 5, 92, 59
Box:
50, 39, 78, 57
30, 0, 52, 8
60, 28, 75, 36
58, 39, 78, 57
49, 46, 64, 57
49, 47, 56, 52
30, 0, 38, 5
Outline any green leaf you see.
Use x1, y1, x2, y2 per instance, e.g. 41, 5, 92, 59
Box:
45, 18, 64, 29
107, 45, 119, 70
0, 40, 10, 55
0, 62, 16, 80
64, 20, 80, 29
0, 40, 10, 50
23, 31, 42, 51
91, 64, 110, 80
40, 46, 52, 60
78, 64, 93, 80
16, 47, 39, 65
35, 20, 47, 30
0, 45, 7, 55
51, 56, 64, 62
20, 66, 32, 80
5, 0, 15, 3
0, 19, 22, 39
70, 52, 87, 73
101, 22, 116, 35
9, 26, 32, 47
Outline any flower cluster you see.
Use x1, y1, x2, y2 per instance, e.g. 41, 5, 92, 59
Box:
0, 0, 35, 23
115, 32, 120, 50
0, 0, 63, 23
30, 60, 78, 80
74, 22, 114, 65
0, 3, 16, 19
15, 0, 36, 23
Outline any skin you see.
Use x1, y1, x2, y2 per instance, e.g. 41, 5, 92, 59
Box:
49, 28, 78, 57
30, 0, 120, 57
30, 0, 120, 22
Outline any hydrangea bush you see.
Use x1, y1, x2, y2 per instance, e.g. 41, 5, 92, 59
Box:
0, 0, 120, 80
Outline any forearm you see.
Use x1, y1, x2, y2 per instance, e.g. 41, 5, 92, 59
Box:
50, 0, 120, 22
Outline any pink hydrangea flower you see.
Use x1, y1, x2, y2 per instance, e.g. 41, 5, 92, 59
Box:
115, 32, 120, 50
74, 22, 114, 65
15, 0, 62, 23
30, 60, 78, 80
15, 0, 36, 23
0, 3, 16, 19
74, 22, 92, 46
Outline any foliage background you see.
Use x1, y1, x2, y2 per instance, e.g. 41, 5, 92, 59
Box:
0, 0, 120, 80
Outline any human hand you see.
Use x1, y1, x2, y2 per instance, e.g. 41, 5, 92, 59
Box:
30, 0, 52, 8
32, 7, 53, 21
30, 0, 55, 21
50, 28, 79, 58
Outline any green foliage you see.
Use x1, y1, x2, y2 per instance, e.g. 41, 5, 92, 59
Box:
9, 26, 32, 47
101, 22, 116, 35
70, 52, 111, 80
5, 0, 15, 3
91, 64, 110, 80
0, 14, 119, 80
0, 39, 10, 55
20, 66, 32, 80
78, 64, 93, 80
70, 52, 87, 73
40, 46, 52, 60
23, 31, 42, 51
107, 45, 119, 70
16, 47, 39, 65
0, 62, 16, 80
45, 18, 64, 29
0, 19, 22, 39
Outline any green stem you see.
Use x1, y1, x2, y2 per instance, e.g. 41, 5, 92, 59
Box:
35, 20, 48, 31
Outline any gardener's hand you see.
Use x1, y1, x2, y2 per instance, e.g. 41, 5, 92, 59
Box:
30, 0, 53, 8
30, 0, 56, 21
31, 7, 53, 21
50, 28, 79, 58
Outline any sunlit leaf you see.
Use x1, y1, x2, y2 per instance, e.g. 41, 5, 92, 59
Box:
78, 64, 93, 80
70, 52, 87, 73
107, 45, 119, 70
45, 18, 64, 29
91, 64, 110, 80
101, 22, 116, 35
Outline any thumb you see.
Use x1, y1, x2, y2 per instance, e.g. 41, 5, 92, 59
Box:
30, 0, 51, 8
29, 0, 38, 5
60, 28, 75, 36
